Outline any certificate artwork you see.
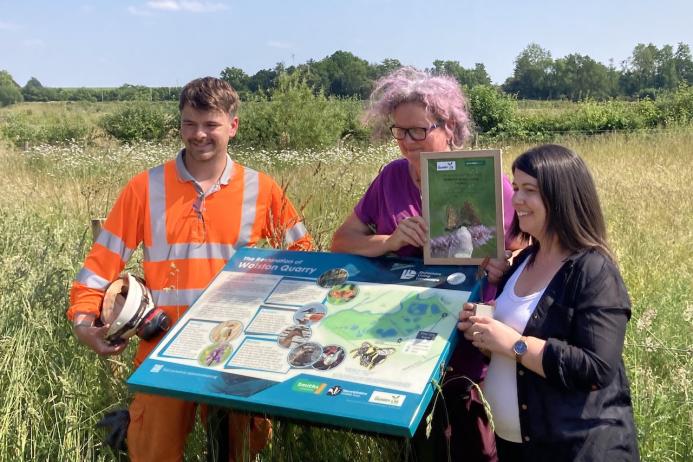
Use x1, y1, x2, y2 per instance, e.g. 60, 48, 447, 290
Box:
421, 149, 505, 265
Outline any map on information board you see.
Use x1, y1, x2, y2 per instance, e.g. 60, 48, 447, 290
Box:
128, 248, 481, 437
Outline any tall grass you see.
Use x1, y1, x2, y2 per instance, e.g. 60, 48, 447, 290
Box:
0, 130, 691, 461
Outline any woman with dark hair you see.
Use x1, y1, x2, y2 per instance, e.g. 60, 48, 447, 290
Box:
458, 144, 639, 461
331, 66, 524, 461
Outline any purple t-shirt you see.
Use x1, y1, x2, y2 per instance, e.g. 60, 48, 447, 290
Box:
354, 158, 516, 258
354, 157, 517, 383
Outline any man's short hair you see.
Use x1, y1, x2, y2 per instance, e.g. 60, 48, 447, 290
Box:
179, 77, 240, 116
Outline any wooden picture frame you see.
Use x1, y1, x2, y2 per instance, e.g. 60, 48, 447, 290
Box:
421, 149, 505, 265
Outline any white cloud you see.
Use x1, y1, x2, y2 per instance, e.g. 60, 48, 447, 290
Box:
147, 0, 180, 10
268, 40, 292, 49
145, 1, 228, 12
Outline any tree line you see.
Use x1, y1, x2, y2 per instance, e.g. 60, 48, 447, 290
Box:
505, 43, 693, 100
1, 42, 692, 107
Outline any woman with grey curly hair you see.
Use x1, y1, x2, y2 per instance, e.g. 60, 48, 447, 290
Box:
332, 67, 518, 272
365, 66, 473, 150
332, 67, 522, 461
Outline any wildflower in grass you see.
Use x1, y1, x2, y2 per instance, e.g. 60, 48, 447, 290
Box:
636, 306, 657, 332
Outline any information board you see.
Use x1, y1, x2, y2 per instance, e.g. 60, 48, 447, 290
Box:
128, 248, 481, 437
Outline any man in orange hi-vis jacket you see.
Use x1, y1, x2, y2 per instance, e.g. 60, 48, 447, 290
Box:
67, 77, 313, 462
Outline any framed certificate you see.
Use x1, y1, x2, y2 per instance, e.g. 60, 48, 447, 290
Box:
421, 149, 505, 265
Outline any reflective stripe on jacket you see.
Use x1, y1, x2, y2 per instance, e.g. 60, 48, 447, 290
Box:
68, 151, 312, 328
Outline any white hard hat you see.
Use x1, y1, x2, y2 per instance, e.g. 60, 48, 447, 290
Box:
101, 273, 155, 343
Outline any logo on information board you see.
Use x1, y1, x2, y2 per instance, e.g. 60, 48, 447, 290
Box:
368, 391, 406, 407
150, 364, 164, 373
292, 379, 327, 394
400, 269, 417, 280
326, 385, 343, 396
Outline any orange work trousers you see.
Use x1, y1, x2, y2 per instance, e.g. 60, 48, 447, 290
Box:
127, 392, 272, 462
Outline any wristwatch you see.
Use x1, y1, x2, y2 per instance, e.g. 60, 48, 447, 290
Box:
513, 337, 528, 363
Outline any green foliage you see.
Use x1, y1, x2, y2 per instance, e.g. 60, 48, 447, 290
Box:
619, 43, 693, 95
307, 51, 373, 98
0, 85, 24, 107
551, 54, 617, 100
503, 43, 554, 99
269, 73, 346, 148
0, 111, 94, 146
504, 42, 693, 100
17, 83, 180, 103
0, 70, 17, 87
110, 84, 154, 101
220, 66, 252, 98
370, 58, 403, 80
100, 103, 178, 142
0, 70, 24, 107
493, 86, 691, 142
9, 41, 693, 108
503, 46, 619, 100
22, 77, 53, 102
235, 73, 363, 150
2, 84, 691, 148
431, 61, 491, 88
656, 84, 693, 125
68, 87, 98, 103
516, 99, 657, 140
339, 100, 371, 144
573, 99, 655, 131
467, 85, 519, 138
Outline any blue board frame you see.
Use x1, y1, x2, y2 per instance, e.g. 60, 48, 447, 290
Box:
128, 248, 481, 437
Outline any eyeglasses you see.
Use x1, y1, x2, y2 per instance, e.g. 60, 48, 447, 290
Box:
390, 123, 440, 141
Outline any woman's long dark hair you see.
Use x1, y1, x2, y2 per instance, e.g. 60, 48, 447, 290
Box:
509, 144, 614, 261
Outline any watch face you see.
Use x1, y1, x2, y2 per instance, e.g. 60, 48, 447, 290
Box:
513, 339, 528, 356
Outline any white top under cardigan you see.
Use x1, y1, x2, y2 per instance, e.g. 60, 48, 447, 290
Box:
483, 257, 547, 443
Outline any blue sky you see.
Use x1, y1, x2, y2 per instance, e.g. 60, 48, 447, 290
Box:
1, 0, 692, 87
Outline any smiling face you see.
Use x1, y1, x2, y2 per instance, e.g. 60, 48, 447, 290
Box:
392, 102, 450, 177
180, 105, 238, 167
512, 168, 548, 242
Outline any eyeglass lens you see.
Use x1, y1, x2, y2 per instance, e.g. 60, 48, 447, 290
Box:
391, 127, 429, 141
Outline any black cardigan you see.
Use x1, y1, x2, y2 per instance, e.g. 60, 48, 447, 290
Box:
495, 246, 639, 461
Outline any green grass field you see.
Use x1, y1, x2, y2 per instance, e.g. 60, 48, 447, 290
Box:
0, 128, 691, 461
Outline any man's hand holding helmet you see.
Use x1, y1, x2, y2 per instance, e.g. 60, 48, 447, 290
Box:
72, 312, 130, 356
72, 273, 170, 356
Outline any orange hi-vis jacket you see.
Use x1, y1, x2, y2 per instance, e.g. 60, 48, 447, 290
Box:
68, 151, 312, 363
